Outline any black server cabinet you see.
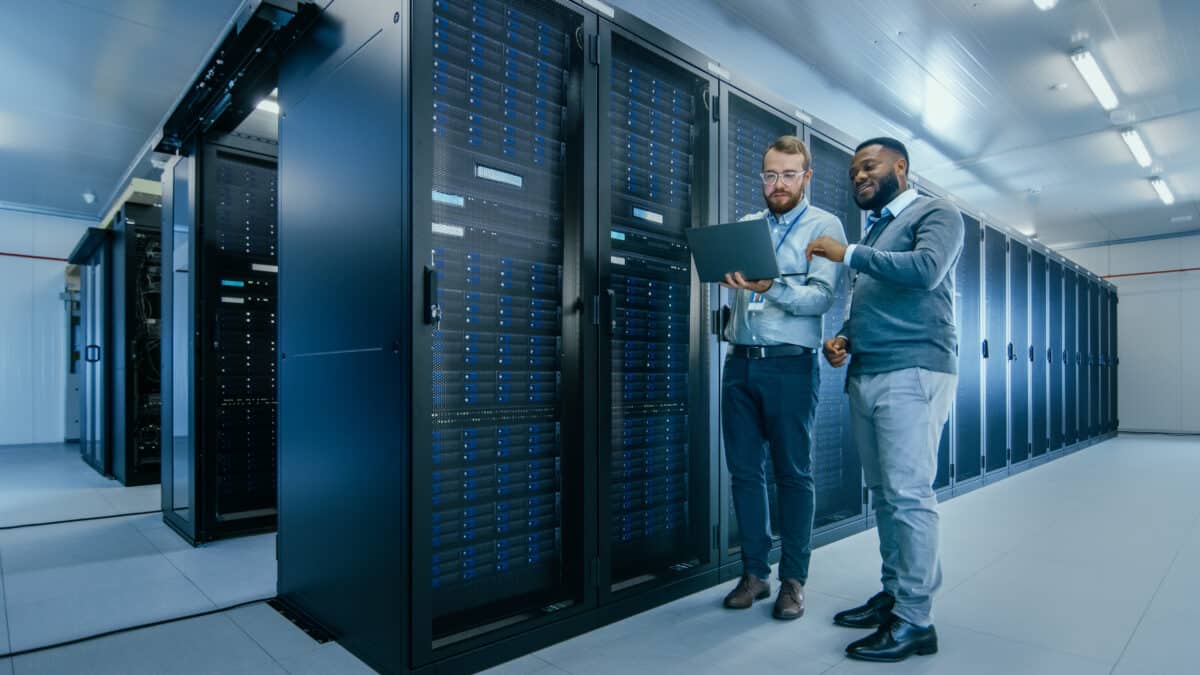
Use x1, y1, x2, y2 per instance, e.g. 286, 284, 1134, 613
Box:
1030, 250, 1048, 457
160, 129, 279, 544
954, 214, 983, 484
111, 204, 164, 486
1078, 278, 1091, 440
1063, 268, 1078, 445
598, 26, 717, 596
1009, 241, 1029, 464
806, 134, 868, 521
71, 228, 113, 477
716, 88, 798, 561
1048, 260, 1064, 451
916, 192, 952, 490
1098, 285, 1109, 433
1109, 289, 1119, 431
1089, 279, 1101, 437
982, 227, 1007, 474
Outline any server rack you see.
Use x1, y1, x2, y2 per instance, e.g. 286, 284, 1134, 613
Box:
954, 214, 983, 486
111, 204, 164, 486
916, 190, 952, 492
1089, 279, 1101, 438
597, 22, 718, 599
160, 122, 279, 544
71, 228, 113, 476
1064, 268, 1078, 446
1009, 240, 1029, 466
1078, 276, 1090, 440
982, 227, 1007, 476
1108, 288, 1119, 431
715, 86, 799, 564
1030, 250, 1048, 458
805, 133, 867, 528
1048, 259, 1064, 451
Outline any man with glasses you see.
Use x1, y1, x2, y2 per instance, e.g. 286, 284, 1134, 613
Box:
720, 135, 846, 621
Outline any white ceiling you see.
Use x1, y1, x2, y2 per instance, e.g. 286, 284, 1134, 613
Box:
0, 0, 243, 220
0, 0, 1196, 248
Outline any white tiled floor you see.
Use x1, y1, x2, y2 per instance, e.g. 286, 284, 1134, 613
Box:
2, 435, 1198, 674
0, 443, 161, 528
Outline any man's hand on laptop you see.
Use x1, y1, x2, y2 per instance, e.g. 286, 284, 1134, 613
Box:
721, 271, 773, 293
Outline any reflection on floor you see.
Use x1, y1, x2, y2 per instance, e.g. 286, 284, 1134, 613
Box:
0, 513, 275, 655
0, 443, 160, 528
2, 435, 1199, 674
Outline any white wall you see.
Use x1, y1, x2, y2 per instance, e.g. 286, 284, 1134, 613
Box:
0, 208, 93, 445
1062, 235, 1200, 434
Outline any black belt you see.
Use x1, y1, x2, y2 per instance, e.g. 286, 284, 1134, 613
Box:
729, 344, 815, 359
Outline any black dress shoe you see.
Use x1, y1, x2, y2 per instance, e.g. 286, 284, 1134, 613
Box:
845, 615, 938, 662
833, 591, 894, 628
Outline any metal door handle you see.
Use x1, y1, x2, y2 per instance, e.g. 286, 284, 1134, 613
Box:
85, 345, 101, 362
981, 339, 989, 358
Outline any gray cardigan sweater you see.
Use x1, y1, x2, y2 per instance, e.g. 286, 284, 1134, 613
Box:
839, 195, 964, 376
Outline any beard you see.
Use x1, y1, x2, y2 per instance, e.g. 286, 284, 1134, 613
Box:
766, 187, 804, 215
854, 171, 902, 212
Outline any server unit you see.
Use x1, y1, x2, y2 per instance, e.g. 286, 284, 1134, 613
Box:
954, 214, 983, 486
982, 227, 1007, 476
1049, 259, 1065, 451
1064, 267, 1078, 445
1009, 240, 1030, 466
160, 121, 279, 544
69, 205, 164, 486
1030, 249, 1049, 458
1108, 288, 1119, 431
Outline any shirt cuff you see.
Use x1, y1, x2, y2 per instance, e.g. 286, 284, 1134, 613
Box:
843, 243, 858, 266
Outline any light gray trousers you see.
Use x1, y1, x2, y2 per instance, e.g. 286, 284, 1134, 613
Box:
848, 367, 956, 627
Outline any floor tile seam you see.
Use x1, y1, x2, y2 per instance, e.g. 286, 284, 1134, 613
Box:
937, 618, 1117, 666
942, 546, 1019, 595
129, 522, 221, 610
0, 547, 11, 655
1108, 507, 1200, 675
0, 509, 162, 534
221, 608, 297, 673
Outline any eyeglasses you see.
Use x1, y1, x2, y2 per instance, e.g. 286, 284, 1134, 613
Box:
760, 170, 805, 186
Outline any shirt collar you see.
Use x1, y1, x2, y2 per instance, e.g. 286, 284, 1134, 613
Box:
768, 197, 810, 226
876, 188, 919, 220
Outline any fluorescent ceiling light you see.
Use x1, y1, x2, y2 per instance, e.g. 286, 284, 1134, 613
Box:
1150, 177, 1175, 206
1032, 0, 1058, 9
256, 99, 280, 114
1120, 128, 1152, 167
1070, 49, 1119, 111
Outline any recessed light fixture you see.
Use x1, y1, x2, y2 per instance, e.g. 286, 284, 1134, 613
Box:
82, 191, 96, 205
1170, 214, 1194, 224
1070, 49, 1119, 111
1150, 177, 1175, 206
1120, 128, 1153, 168
1033, 0, 1058, 10
256, 99, 280, 114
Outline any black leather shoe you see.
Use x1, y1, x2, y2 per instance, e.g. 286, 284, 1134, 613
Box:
845, 615, 938, 662
833, 591, 894, 628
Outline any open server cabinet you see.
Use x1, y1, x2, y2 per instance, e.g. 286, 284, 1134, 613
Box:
69, 203, 164, 486
160, 115, 280, 544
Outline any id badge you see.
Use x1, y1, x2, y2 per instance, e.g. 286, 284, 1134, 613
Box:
747, 292, 766, 312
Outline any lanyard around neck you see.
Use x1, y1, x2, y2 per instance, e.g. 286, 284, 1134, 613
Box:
773, 203, 808, 253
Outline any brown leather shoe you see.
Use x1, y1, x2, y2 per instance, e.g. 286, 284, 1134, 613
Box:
773, 579, 805, 620
723, 574, 770, 609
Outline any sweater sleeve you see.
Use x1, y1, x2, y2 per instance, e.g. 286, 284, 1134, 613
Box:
846, 201, 964, 291
761, 216, 847, 316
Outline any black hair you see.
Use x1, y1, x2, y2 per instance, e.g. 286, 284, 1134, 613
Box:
854, 137, 909, 174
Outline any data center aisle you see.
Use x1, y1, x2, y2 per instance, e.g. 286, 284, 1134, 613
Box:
4, 434, 1199, 674
0, 443, 160, 528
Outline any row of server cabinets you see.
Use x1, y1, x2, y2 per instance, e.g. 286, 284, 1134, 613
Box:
158, 111, 281, 544
273, 1, 1117, 673
69, 204, 163, 487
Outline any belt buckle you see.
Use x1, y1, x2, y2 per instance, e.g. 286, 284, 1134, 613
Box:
748, 346, 767, 359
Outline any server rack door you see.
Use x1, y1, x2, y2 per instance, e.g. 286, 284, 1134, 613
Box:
1098, 286, 1109, 433
198, 140, 279, 540
807, 134, 867, 521
80, 248, 111, 475
1009, 241, 1029, 464
1109, 289, 1119, 431
954, 215, 982, 483
413, 0, 593, 652
982, 228, 1007, 474
1030, 250, 1048, 457
1064, 269, 1078, 445
1090, 280, 1101, 437
917, 184, 950, 489
599, 28, 714, 594
1048, 260, 1064, 451
161, 154, 198, 539
718, 89, 798, 561
1078, 278, 1091, 440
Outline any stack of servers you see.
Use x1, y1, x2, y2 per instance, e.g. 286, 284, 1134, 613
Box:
212, 154, 278, 518
132, 226, 162, 469
428, 0, 567, 614
607, 45, 693, 558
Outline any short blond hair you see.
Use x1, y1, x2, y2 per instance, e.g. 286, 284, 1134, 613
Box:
767, 135, 811, 171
